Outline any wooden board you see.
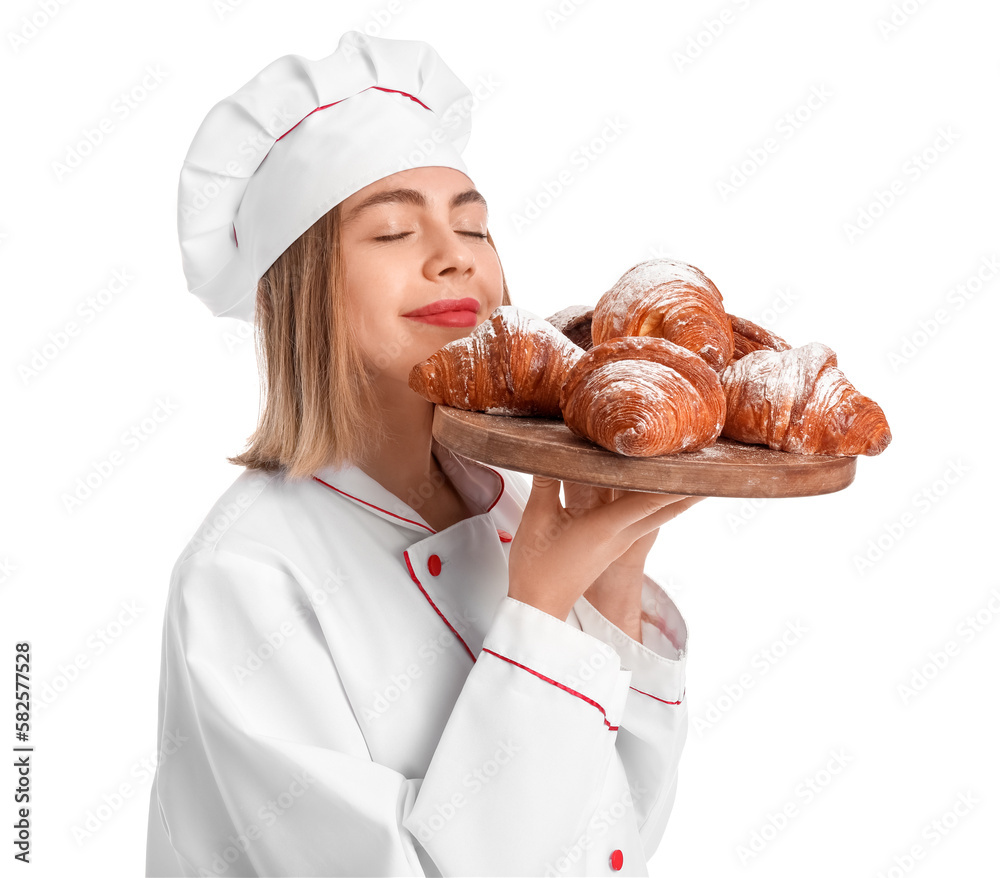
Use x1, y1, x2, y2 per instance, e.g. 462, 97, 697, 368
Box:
432, 406, 857, 499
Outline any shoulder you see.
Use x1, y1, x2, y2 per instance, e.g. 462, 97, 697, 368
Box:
174, 466, 319, 567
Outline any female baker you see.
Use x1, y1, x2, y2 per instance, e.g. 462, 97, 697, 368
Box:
145, 30, 697, 877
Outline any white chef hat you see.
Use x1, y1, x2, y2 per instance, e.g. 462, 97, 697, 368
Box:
177, 30, 475, 323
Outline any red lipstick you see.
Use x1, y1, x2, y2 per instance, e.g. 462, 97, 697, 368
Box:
403, 297, 480, 327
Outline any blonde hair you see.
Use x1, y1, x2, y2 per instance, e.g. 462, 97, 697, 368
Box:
228, 203, 512, 479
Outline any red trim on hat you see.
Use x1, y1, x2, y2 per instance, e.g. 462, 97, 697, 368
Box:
274, 86, 431, 147
234, 85, 437, 253
369, 85, 432, 111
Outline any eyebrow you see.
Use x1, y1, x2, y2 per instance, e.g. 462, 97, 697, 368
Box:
342, 187, 488, 226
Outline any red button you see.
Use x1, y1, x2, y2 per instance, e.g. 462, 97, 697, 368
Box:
427, 554, 442, 576
609, 849, 623, 871
497, 529, 513, 543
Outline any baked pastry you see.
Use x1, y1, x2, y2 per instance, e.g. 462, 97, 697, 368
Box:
559, 335, 726, 456
721, 342, 892, 456
728, 313, 791, 362
591, 258, 735, 370
546, 305, 594, 351
408, 305, 584, 417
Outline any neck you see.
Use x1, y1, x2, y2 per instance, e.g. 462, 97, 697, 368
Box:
358, 378, 443, 503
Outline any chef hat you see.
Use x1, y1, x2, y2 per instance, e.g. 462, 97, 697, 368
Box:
177, 30, 475, 323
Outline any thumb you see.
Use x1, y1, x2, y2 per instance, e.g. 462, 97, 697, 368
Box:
527, 474, 561, 507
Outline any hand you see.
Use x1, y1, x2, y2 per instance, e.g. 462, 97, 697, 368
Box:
563, 482, 703, 640
562, 481, 700, 571
507, 475, 699, 623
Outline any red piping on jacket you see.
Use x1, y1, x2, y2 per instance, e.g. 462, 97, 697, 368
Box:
312, 476, 435, 533
312, 465, 683, 727
234, 85, 433, 248
403, 551, 476, 664
481, 648, 619, 731
629, 685, 683, 706
311, 459, 505, 533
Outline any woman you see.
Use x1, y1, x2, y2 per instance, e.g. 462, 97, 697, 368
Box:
146, 30, 696, 877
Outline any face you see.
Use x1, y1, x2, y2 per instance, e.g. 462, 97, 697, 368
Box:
338, 166, 504, 388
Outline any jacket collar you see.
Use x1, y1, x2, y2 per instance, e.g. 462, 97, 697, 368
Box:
310, 437, 506, 536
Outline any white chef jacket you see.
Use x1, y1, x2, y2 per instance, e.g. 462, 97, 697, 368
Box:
144, 437, 689, 877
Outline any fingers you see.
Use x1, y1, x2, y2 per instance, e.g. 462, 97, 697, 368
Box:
619, 495, 705, 544
591, 488, 695, 529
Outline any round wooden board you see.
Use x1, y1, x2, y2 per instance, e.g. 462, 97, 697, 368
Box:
433, 406, 857, 499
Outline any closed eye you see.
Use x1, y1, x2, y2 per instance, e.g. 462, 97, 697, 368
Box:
373, 231, 488, 242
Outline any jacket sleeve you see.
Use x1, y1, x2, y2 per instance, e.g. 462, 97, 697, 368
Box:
567, 573, 689, 862
149, 548, 652, 877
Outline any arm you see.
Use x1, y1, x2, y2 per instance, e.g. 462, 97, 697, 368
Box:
149, 548, 648, 876
571, 571, 689, 859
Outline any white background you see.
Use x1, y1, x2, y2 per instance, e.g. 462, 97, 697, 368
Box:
2, 0, 998, 875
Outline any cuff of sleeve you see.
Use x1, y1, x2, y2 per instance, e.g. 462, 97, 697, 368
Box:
572, 573, 686, 706
482, 596, 632, 730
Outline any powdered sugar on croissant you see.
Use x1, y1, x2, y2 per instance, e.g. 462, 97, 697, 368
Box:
560, 336, 726, 456
721, 342, 892, 456
408, 305, 584, 417
727, 313, 792, 362
591, 258, 735, 370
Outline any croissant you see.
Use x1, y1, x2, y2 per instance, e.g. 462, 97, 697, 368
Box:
546, 305, 595, 351
591, 258, 735, 370
408, 305, 584, 417
721, 342, 892, 456
727, 313, 791, 362
559, 335, 726, 456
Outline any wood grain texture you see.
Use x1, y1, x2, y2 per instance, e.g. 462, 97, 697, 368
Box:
433, 406, 857, 499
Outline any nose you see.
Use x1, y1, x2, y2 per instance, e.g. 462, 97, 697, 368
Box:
421, 219, 476, 282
